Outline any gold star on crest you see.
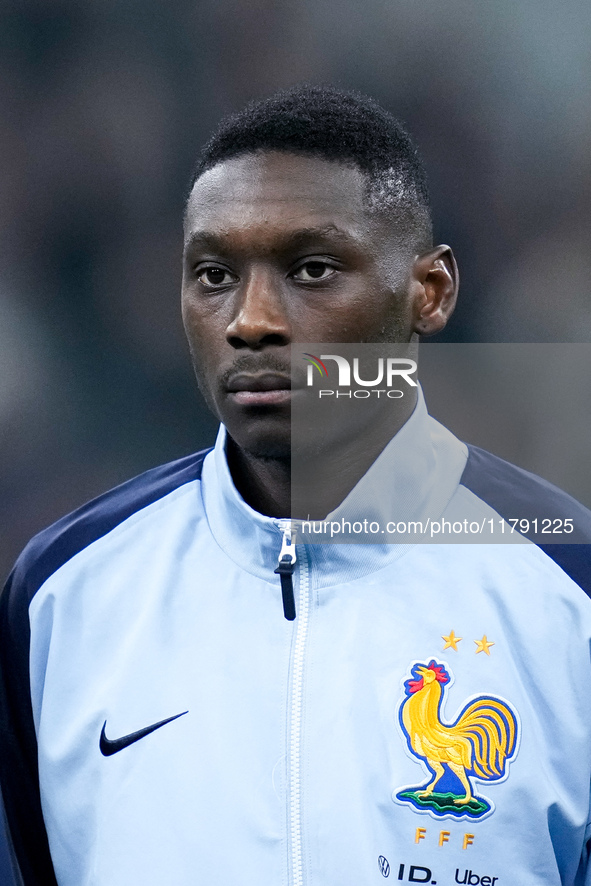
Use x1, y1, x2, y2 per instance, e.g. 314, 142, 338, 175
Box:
474, 635, 495, 655
442, 630, 462, 651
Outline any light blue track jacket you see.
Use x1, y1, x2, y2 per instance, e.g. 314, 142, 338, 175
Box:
1, 394, 591, 885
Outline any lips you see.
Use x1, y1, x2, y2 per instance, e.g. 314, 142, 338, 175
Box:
227, 373, 291, 393
226, 372, 292, 407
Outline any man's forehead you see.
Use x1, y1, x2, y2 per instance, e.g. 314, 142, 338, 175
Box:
184, 150, 370, 240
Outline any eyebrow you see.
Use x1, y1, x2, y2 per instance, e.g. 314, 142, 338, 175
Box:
183, 225, 367, 253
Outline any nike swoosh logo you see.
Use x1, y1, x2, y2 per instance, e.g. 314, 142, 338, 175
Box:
99, 711, 188, 756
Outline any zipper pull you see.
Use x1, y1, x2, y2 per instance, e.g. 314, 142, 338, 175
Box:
275, 523, 297, 621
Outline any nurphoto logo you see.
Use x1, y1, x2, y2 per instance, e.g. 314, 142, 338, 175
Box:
303, 353, 417, 399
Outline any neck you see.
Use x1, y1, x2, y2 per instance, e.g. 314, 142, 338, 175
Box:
226, 440, 292, 517
226, 390, 417, 519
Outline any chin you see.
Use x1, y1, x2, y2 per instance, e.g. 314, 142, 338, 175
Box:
226, 421, 291, 461
245, 440, 291, 461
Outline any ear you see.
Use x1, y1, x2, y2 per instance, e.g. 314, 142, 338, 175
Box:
410, 245, 458, 337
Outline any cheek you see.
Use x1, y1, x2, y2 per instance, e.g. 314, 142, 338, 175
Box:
181, 312, 220, 405
181, 305, 202, 351
294, 293, 368, 342
180, 314, 220, 414
182, 298, 224, 356
306, 293, 402, 343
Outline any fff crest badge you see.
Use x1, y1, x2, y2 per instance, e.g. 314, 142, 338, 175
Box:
393, 659, 519, 821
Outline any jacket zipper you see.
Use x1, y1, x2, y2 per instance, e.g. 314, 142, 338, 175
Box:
288, 544, 310, 886
275, 522, 311, 886
275, 522, 297, 620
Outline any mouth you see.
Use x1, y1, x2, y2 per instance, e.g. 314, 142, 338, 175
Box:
226, 372, 292, 407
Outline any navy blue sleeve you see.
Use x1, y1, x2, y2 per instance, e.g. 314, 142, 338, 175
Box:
0, 789, 21, 886
0, 450, 208, 885
0, 565, 55, 885
461, 445, 591, 597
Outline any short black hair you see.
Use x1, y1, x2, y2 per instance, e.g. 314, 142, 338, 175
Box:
189, 85, 432, 249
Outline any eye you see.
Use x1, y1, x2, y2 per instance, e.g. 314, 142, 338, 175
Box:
292, 261, 336, 283
196, 266, 236, 287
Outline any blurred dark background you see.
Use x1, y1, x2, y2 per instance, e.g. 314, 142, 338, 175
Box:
1, 0, 590, 582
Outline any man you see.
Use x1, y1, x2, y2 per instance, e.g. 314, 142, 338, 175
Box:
1, 85, 591, 886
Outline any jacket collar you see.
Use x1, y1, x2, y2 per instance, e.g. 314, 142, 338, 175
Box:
200, 389, 468, 586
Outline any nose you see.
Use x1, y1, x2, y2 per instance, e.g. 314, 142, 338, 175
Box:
226, 269, 290, 350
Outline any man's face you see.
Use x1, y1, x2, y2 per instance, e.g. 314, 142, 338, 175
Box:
182, 151, 421, 458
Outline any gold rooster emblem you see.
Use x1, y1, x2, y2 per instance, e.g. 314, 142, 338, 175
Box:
395, 660, 519, 820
